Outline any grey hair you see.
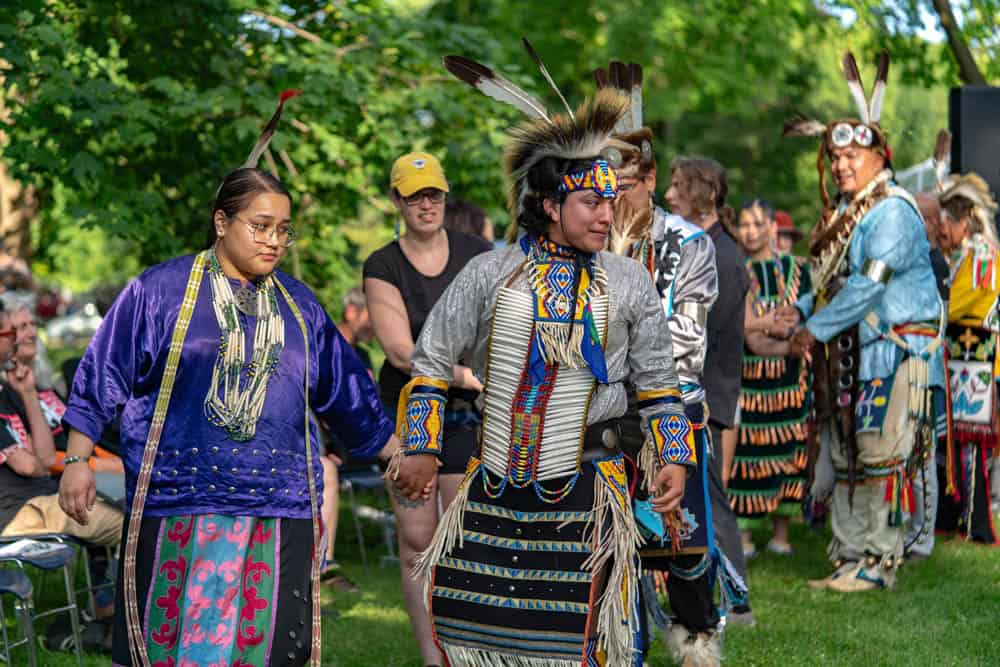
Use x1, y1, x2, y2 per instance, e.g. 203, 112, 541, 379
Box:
342, 285, 366, 312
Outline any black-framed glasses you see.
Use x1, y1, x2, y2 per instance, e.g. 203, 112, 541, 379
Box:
233, 215, 297, 247
401, 190, 446, 207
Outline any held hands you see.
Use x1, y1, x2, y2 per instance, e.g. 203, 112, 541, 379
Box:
58, 463, 96, 526
394, 454, 439, 501
649, 463, 687, 514
789, 327, 816, 361
765, 306, 802, 340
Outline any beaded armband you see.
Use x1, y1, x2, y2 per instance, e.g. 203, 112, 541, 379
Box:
397, 376, 450, 457
638, 389, 696, 467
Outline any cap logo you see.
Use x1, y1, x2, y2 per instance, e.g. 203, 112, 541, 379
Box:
412, 159, 426, 168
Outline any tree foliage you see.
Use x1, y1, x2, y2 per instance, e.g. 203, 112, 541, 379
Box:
0, 0, 968, 305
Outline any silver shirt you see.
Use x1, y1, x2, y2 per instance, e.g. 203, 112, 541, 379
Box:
652, 208, 719, 403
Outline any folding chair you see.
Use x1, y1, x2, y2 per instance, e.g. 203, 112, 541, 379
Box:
0, 568, 37, 667
0, 538, 83, 666
339, 464, 398, 569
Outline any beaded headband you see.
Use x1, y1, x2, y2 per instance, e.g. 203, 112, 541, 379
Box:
558, 159, 619, 198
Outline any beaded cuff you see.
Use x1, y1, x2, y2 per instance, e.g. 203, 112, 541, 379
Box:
647, 412, 697, 466
397, 376, 450, 457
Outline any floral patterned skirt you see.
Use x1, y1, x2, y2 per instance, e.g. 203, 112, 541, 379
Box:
111, 514, 314, 667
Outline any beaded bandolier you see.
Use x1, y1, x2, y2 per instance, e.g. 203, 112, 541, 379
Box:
808, 171, 892, 498
785, 51, 946, 591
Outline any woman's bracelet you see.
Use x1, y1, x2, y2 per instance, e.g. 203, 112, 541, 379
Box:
63, 455, 91, 467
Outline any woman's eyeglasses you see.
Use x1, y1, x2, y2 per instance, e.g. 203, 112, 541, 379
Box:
233, 215, 296, 247
401, 190, 446, 207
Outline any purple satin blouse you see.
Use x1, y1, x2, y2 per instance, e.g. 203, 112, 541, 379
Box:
63, 254, 394, 519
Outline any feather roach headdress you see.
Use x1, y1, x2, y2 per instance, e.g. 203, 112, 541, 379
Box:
443, 39, 629, 226
783, 52, 890, 209
592, 61, 654, 181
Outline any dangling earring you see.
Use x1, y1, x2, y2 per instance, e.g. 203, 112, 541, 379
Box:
393, 219, 401, 242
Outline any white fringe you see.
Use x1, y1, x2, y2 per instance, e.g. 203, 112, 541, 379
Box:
581, 470, 643, 667
442, 644, 580, 667
665, 625, 721, 667
413, 464, 477, 605
637, 434, 660, 488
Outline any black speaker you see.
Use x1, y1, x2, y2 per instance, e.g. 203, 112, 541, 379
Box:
949, 86, 1000, 196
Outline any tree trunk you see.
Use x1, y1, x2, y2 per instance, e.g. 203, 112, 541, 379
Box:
931, 0, 988, 85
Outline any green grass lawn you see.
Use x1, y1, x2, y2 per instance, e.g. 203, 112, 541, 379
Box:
11, 503, 1000, 666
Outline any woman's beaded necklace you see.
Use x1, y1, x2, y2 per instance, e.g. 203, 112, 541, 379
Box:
203, 247, 285, 441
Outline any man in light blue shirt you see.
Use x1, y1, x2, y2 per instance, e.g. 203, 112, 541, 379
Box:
784, 51, 944, 592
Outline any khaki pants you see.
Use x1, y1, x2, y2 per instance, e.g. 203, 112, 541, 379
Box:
1, 494, 123, 547
826, 362, 919, 563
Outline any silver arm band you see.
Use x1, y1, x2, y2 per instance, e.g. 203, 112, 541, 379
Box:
674, 301, 709, 326
862, 258, 894, 284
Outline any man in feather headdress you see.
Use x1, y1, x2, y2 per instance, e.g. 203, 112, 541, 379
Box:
593, 62, 728, 665
393, 43, 697, 667
783, 52, 945, 592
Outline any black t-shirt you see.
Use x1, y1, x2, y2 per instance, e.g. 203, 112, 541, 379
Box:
0, 384, 58, 533
704, 222, 750, 429
363, 229, 492, 408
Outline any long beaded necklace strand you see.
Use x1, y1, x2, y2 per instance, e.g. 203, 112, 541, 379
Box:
203, 248, 286, 441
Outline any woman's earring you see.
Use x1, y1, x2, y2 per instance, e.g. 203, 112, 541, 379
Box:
393, 219, 401, 242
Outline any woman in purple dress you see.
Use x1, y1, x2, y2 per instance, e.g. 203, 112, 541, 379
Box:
57, 95, 403, 667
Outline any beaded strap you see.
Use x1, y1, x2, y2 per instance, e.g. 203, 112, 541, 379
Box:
123, 251, 208, 667
273, 277, 322, 667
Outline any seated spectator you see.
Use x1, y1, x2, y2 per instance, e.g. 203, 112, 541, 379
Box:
0, 305, 123, 619
5, 303, 124, 475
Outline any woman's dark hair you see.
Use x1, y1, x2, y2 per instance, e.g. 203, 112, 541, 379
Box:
444, 199, 488, 239
207, 168, 292, 247
517, 156, 596, 238
739, 198, 776, 222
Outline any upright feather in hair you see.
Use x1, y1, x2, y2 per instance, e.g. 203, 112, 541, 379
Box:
521, 37, 575, 120
934, 129, 951, 191
868, 51, 890, 124
842, 52, 870, 125
243, 89, 301, 169
443, 55, 551, 122
783, 114, 827, 137
629, 63, 643, 130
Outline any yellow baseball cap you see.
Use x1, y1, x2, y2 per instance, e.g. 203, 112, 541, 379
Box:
390, 152, 450, 197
